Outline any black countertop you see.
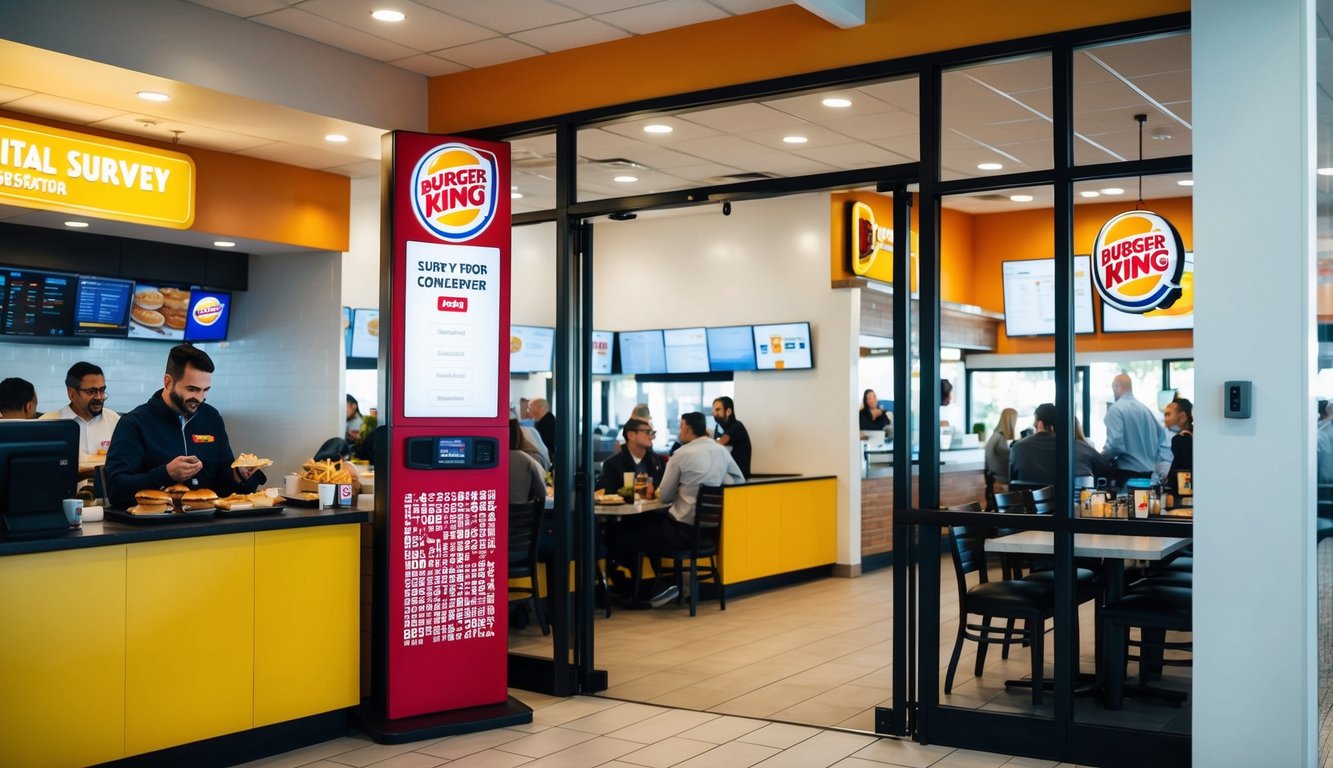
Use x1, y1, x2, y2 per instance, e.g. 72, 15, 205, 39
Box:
741, 475, 837, 487
0, 507, 369, 557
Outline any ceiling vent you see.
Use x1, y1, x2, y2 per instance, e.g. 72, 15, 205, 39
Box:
704, 171, 780, 184
588, 157, 645, 170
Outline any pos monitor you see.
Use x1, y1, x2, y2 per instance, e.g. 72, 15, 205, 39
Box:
0, 419, 78, 536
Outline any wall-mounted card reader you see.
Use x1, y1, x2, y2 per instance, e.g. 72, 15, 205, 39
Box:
405, 436, 499, 469
1224, 380, 1252, 419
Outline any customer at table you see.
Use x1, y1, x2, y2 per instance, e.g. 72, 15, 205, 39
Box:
984, 407, 1018, 483
860, 389, 891, 432
105, 344, 265, 508
1100, 373, 1172, 485
712, 396, 752, 478
345, 394, 363, 443
1163, 396, 1193, 486
38, 361, 120, 468
530, 398, 557, 463
0, 377, 38, 419
610, 412, 743, 605
509, 418, 547, 505
600, 418, 667, 494
1009, 403, 1114, 486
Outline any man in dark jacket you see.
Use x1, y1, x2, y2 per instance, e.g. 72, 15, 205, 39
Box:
599, 418, 667, 494
105, 344, 265, 508
1009, 402, 1113, 487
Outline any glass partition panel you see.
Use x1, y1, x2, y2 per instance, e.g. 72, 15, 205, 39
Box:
1074, 33, 1192, 167
942, 55, 1052, 182
511, 133, 557, 213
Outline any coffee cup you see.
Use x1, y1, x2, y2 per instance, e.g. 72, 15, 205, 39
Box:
317, 483, 336, 509
62, 497, 83, 526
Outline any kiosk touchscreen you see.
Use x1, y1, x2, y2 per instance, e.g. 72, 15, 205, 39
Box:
0, 420, 78, 535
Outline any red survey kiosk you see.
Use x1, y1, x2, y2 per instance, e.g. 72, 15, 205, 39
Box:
359, 132, 530, 740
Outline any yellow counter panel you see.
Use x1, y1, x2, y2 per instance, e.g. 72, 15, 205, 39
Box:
721, 477, 837, 584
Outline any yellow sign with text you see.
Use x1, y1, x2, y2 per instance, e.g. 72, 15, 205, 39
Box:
0, 116, 195, 229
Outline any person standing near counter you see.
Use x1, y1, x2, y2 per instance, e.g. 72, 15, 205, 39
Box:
0, 377, 37, 419
1100, 373, 1172, 485
105, 344, 265, 508
859, 389, 891, 432
712, 396, 751, 478
1163, 396, 1193, 486
38, 361, 120, 465
984, 407, 1018, 484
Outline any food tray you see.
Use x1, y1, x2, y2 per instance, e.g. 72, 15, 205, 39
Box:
214, 502, 287, 518
282, 494, 321, 508
107, 507, 216, 524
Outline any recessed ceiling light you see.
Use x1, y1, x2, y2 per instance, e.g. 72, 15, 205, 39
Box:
1009, 194, 1034, 203
1151, 127, 1173, 141
613, 175, 638, 183
643, 124, 672, 134
1080, 190, 1101, 198
371, 9, 405, 22
213, 241, 236, 248
783, 135, 809, 144
136, 91, 170, 102
1177, 179, 1195, 186
1318, 168, 1333, 176
822, 97, 852, 108
977, 162, 1003, 171
324, 134, 349, 143
64, 221, 89, 228
1100, 187, 1125, 195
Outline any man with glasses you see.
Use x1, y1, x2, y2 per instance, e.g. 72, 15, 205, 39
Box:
600, 417, 667, 495
39, 361, 119, 473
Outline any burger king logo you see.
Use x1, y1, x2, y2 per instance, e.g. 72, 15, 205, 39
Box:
1091, 210, 1186, 314
411, 143, 498, 242
191, 295, 224, 326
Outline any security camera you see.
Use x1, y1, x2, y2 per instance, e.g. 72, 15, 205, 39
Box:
722, 201, 732, 216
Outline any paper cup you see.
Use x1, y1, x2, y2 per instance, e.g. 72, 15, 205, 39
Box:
82, 505, 104, 523
62, 497, 83, 526
317, 483, 336, 509
284, 473, 301, 496
623, 471, 635, 490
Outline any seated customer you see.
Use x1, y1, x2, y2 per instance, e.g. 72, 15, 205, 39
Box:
859, 389, 891, 432
600, 418, 667, 494
509, 418, 547, 504
1009, 402, 1114, 487
984, 407, 1018, 484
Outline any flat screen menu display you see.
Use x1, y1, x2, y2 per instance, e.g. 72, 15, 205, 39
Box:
183, 290, 232, 342
3, 269, 75, 337
128, 284, 192, 340
591, 330, 614, 375
1101, 252, 1195, 332
706, 325, 756, 371
1000, 256, 1095, 337
343, 307, 353, 356
74, 275, 134, 338
618, 330, 667, 374
753, 322, 813, 370
510, 325, 554, 373
663, 327, 709, 374
349, 308, 379, 358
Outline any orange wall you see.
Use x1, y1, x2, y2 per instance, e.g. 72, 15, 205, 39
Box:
0, 109, 349, 253
972, 197, 1194, 354
427, 1, 1188, 133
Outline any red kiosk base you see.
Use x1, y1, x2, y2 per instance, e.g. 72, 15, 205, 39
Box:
352, 696, 532, 745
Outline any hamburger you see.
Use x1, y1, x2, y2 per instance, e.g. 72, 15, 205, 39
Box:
182, 488, 218, 509
160, 287, 191, 310
165, 483, 191, 503
132, 488, 172, 515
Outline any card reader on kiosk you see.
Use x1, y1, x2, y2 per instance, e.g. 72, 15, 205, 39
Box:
404, 436, 499, 470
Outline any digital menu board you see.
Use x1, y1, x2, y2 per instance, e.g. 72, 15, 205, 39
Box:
343, 307, 353, 356
183, 290, 232, 342
1101, 252, 1195, 332
3, 268, 75, 337
349, 308, 379, 358
510, 325, 554, 373
74, 275, 134, 338
618, 330, 667, 374
1000, 256, 1095, 337
591, 330, 614, 375
753, 322, 813, 370
663, 327, 709, 374
127, 284, 192, 340
706, 325, 756, 371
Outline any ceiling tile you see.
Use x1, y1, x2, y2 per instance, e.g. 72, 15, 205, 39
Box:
599, 117, 723, 142
324, 159, 384, 178
820, 111, 919, 143
513, 133, 558, 155
794, 142, 909, 169
297, 0, 496, 51
597, 0, 728, 34
88, 114, 272, 152
250, 8, 418, 61
511, 17, 630, 51
869, 135, 921, 161
679, 102, 808, 132
855, 78, 920, 112
388, 53, 470, 76
736, 124, 852, 149
954, 55, 1052, 95
668, 134, 777, 162
552, 0, 659, 13
760, 90, 895, 122
706, 0, 791, 12
1128, 71, 1192, 106
433, 36, 545, 68
0, 84, 36, 105
575, 128, 650, 155
738, 153, 834, 175
3, 93, 123, 125
1082, 33, 1190, 80
657, 162, 746, 182
618, 144, 719, 169
183, 0, 290, 17
238, 141, 368, 170
418, 0, 584, 33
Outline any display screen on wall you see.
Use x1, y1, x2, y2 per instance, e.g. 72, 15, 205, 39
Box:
343, 307, 353, 356
706, 325, 756, 371
510, 325, 554, 373
1000, 256, 1095, 337
73, 275, 134, 338
1100, 252, 1195, 332
618, 330, 667, 374
128, 283, 192, 340
2, 268, 75, 338
349, 308, 379, 358
591, 330, 614, 375
183, 289, 232, 342
663, 327, 709, 374
753, 322, 813, 370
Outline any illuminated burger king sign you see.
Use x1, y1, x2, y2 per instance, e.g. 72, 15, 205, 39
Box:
1091, 210, 1186, 314
411, 142, 498, 242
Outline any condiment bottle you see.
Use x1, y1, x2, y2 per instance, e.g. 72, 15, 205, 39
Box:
634, 472, 648, 499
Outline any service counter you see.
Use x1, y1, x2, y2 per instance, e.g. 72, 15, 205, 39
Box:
0, 508, 366, 768
861, 449, 987, 563
719, 475, 838, 587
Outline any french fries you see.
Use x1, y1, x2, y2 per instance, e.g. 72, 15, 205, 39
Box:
300, 458, 353, 485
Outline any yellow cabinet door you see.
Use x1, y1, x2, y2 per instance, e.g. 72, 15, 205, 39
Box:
125, 534, 255, 756
254, 526, 361, 726
0, 546, 127, 768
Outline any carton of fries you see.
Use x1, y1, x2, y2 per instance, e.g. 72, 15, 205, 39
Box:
296, 458, 359, 493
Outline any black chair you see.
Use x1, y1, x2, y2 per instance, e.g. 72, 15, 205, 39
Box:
983, 471, 1001, 512
313, 437, 350, 461
994, 489, 1033, 514
1028, 484, 1055, 514
508, 499, 549, 635
1100, 584, 1192, 709
642, 485, 725, 616
945, 524, 1054, 704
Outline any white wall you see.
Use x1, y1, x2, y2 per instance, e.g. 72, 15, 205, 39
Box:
1193, 0, 1316, 763
1, 250, 343, 489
